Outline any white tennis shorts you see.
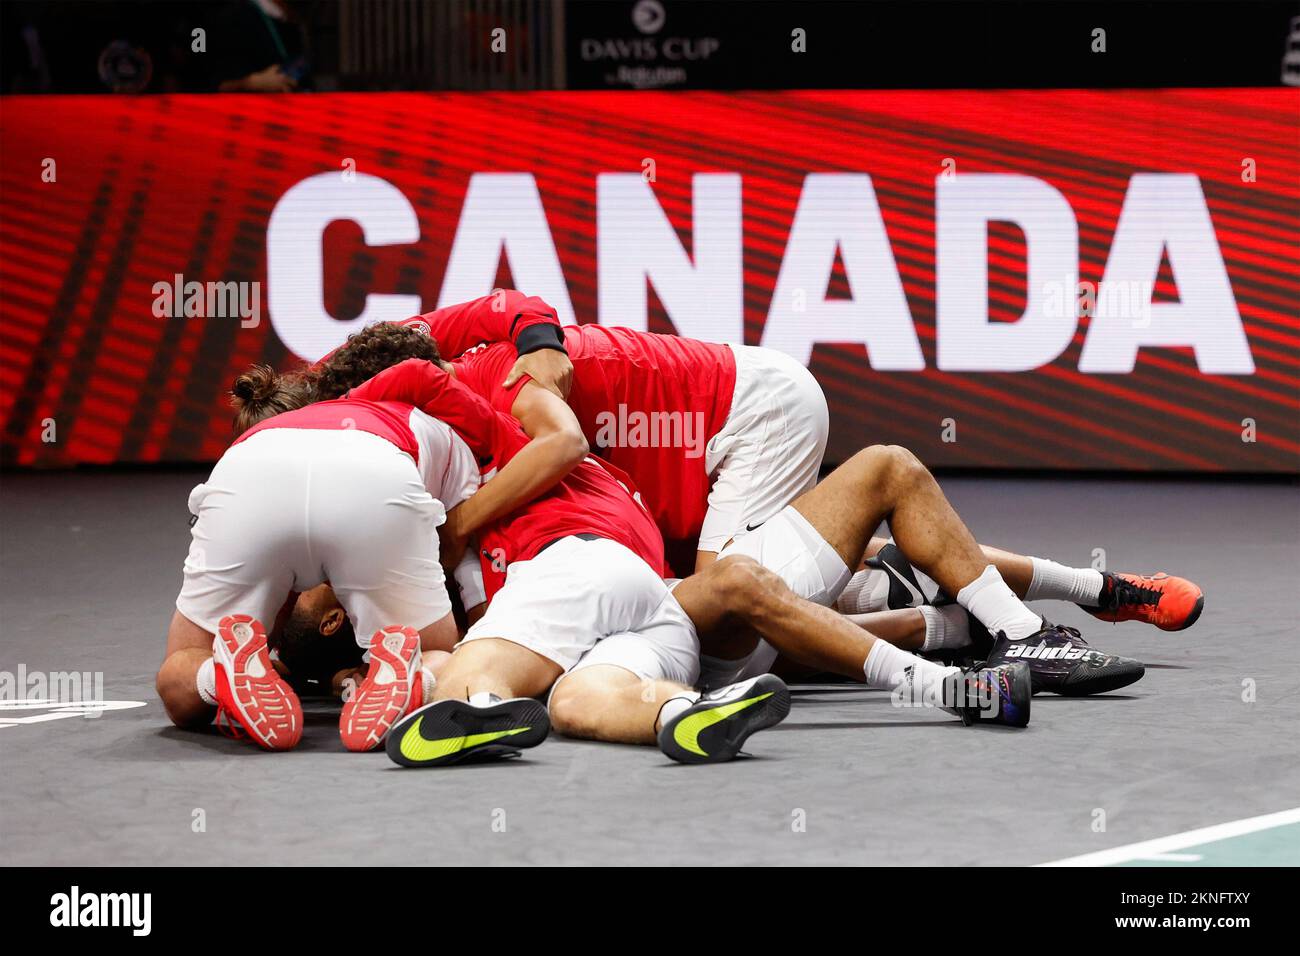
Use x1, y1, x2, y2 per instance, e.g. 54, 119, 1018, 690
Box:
698, 504, 852, 688
459, 535, 699, 685
176, 428, 451, 643
698, 344, 829, 553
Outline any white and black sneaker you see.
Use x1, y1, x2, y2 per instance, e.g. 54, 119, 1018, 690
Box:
866, 543, 928, 609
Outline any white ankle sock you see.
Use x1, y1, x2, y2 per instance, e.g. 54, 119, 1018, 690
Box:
836, 568, 891, 614
956, 565, 1042, 641
656, 692, 701, 731
1025, 557, 1105, 605
196, 657, 217, 705
864, 640, 958, 695
419, 667, 437, 701
919, 604, 972, 653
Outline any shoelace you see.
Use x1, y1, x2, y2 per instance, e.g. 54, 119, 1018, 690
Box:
1047, 623, 1088, 646
1107, 575, 1162, 610
213, 702, 246, 740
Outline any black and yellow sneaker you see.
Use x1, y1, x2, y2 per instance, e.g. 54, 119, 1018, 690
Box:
657, 674, 790, 765
385, 694, 550, 768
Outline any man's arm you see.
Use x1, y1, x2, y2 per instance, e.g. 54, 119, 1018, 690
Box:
410, 289, 564, 360
347, 359, 586, 564
408, 290, 573, 398
442, 381, 588, 551
347, 358, 502, 457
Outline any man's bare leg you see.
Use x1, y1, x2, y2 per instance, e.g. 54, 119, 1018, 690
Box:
550, 666, 692, 744
857, 536, 1033, 596
843, 607, 928, 651
793, 446, 1044, 642
430, 637, 562, 702
384, 638, 560, 767
157, 611, 216, 729
671, 556, 1029, 726
675, 558, 894, 681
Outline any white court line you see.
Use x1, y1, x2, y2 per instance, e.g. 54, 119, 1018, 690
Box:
1037, 807, 1300, 867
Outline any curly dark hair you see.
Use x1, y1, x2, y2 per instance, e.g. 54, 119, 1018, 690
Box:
314, 323, 443, 400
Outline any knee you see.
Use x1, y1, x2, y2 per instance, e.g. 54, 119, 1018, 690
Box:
156, 654, 213, 730
712, 555, 786, 621
852, 444, 927, 490
548, 673, 606, 739
431, 643, 495, 698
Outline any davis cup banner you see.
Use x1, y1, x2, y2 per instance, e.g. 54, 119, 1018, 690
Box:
1, 90, 1297, 470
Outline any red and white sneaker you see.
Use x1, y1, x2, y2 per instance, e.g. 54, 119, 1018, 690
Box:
340, 625, 430, 752
213, 614, 303, 751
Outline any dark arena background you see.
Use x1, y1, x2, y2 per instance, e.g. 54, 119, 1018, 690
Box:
1, 0, 1297, 918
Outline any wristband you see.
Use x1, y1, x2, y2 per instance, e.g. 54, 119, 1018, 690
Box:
514, 323, 567, 356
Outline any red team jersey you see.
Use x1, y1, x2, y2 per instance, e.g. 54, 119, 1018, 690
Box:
346, 359, 667, 602
412, 301, 739, 548
236, 398, 426, 461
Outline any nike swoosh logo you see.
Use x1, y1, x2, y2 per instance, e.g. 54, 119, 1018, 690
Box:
399, 719, 530, 763
745, 521, 765, 532
881, 560, 924, 607
673, 692, 772, 757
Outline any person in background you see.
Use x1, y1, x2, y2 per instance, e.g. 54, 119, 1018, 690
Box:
211, 0, 309, 92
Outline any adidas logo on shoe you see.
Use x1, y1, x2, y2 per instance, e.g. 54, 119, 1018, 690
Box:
1002, 643, 1088, 661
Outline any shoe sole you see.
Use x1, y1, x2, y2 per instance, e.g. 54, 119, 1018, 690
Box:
1052, 657, 1146, 697
215, 614, 303, 751
340, 625, 421, 752
658, 674, 791, 765
385, 697, 550, 768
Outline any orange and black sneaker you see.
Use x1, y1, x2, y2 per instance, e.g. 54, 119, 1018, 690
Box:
1083, 572, 1204, 632
213, 614, 303, 751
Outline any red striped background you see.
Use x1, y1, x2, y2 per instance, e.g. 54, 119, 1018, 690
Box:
1, 90, 1296, 470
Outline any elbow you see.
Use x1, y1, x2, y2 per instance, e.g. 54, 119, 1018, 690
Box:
559, 429, 589, 468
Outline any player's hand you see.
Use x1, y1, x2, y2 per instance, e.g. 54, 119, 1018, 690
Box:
439, 508, 471, 570
505, 348, 572, 400
244, 64, 298, 93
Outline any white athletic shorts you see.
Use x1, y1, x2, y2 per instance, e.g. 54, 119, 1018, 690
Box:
460, 535, 699, 685
697, 505, 853, 689
176, 428, 451, 643
697, 344, 829, 553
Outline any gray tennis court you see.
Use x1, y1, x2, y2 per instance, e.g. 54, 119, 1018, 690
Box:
2, 470, 1296, 866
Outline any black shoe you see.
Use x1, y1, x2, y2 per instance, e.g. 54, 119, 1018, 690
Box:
385, 695, 550, 768
984, 623, 1145, 696
657, 674, 790, 764
895, 661, 1032, 726
866, 543, 928, 609
952, 662, 1032, 727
